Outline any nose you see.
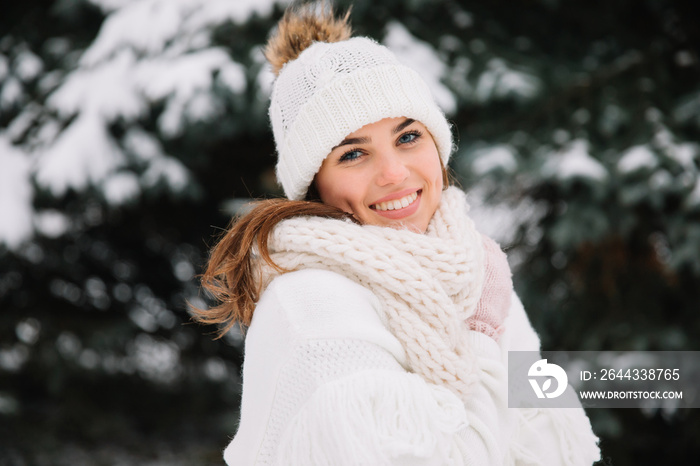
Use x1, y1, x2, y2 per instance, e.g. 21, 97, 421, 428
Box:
375, 150, 410, 186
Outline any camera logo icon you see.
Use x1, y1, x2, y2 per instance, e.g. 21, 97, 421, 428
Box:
528, 359, 568, 399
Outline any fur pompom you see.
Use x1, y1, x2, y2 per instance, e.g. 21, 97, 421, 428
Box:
264, 1, 353, 76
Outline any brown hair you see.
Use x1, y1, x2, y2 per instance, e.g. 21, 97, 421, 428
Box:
190, 199, 355, 335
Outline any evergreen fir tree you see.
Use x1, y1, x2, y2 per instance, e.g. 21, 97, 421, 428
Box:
1, 0, 698, 463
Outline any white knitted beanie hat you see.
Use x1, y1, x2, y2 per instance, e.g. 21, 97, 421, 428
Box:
270, 36, 454, 200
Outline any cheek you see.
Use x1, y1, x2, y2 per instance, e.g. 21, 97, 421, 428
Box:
433, 161, 444, 189
316, 172, 362, 212
315, 165, 337, 204
425, 152, 444, 189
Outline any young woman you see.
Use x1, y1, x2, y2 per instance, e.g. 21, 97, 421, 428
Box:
194, 3, 600, 465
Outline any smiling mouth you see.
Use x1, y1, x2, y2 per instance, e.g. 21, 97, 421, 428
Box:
371, 190, 420, 211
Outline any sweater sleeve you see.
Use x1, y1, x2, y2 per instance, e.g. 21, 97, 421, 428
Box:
275, 330, 509, 466
501, 292, 601, 466
224, 269, 510, 466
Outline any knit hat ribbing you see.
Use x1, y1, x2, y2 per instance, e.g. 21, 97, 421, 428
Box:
270, 37, 453, 200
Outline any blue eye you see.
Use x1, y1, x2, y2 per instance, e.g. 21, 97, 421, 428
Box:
398, 131, 421, 145
340, 149, 363, 162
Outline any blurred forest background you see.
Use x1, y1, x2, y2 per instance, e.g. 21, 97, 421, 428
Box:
1, 0, 699, 464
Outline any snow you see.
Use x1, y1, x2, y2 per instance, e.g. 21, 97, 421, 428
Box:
129, 307, 159, 333
48, 49, 145, 120
0, 54, 8, 80
35, 112, 125, 196
84, 0, 284, 66
15, 49, 44, 81
384, 21, 456, 115
157, 98, 188, 136
42, 10, 246, 192
129, 332, 181, 383
51, 46, 246, 137
44, 0, 269, 176
453, 10, 473, 29
157, 90, 223, 136
38, 70, 64, 94
0, 135, 33, 249
649, 127, 699, 170
16, 318, 41, 345
475, 58, 540, 102
687, 179, 700, 206
103, 172, 141, 205
35, 119, 61, 145
123, 127, 164, 160
34, 210, 71, 238
123, 127, 191, 193
446, 56, 473, 97
666, 142, 699, 170
471, 144, 518, 175
218, 61, 247, 94
172, 259, 194, 282
5, 103, 41, 140
252, 45, 274, 98
256, 65, 274, 97
184, 0, 283, 30
83, 0, 184, 64
649, 170, 672, 190
544, 139, 608, 181
142, 155, 190, 192
135, 48, 237, 135
184, 92, 221, 121
89, 0, 141, 13
466, 182, 547, 272
617, 145, 658, 173
0, 344, 29, 372
0, 76, 23, 109
25, 0, 293, 207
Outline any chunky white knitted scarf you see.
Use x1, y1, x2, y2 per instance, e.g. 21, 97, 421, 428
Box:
262, 186, 485, 400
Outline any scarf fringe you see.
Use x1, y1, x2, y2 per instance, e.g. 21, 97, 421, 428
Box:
507, 408, 601, 466
275, 370, 470, 466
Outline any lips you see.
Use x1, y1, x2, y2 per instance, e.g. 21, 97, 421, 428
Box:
372, 191, 419, 211
370, 189, 422, 219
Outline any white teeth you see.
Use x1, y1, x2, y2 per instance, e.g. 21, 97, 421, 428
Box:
373, 191, 418, 211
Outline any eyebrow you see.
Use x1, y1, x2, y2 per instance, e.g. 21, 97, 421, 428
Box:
393, 118, 416, 134
332, 136, 371, 150
331, 118, 416, 151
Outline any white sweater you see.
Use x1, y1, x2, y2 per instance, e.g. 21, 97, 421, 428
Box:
224, 269, 600, 465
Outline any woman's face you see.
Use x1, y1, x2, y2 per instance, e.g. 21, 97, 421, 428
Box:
315, 117, 443, 233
